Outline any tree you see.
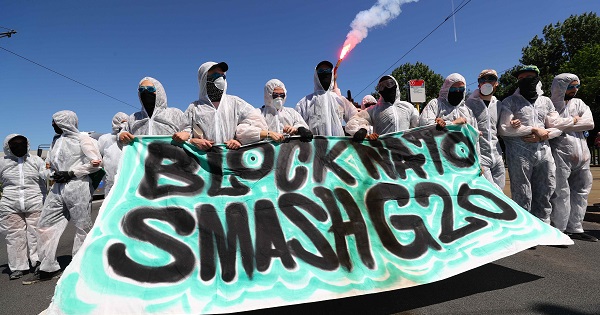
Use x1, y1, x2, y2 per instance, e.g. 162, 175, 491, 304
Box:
521, 12, 600, 95
560, 43, 600, 113
497, 13, 600, 146
371, 62, 444, 107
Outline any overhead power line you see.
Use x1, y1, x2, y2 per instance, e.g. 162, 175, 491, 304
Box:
0, 46, 137, 109
356, 0, 473, 96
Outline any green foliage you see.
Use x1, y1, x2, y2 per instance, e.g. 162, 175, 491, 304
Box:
388, 62, 444, 104
521, 12, 600, 96
560, 44, 600, 114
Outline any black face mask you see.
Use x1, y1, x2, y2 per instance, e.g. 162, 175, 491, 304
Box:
52, 121, 63, 135
8, 137, 28, 157
140, 91, 156, 117
379, 87, 397, 103
518, 76, 540, 100
564, 94, 575, 101
447, 91, 464, 106
206, 79, 224, 102
318, 73, 332, 91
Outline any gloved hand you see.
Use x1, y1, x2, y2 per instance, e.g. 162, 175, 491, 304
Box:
353, 128, 367, 142
297, 127, 313, 142
52, 171, 75, 183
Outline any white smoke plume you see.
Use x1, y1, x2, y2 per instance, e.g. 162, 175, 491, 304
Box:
341, 0, 419, 58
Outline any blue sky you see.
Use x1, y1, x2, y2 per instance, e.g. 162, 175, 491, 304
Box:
1, 0, 597, 149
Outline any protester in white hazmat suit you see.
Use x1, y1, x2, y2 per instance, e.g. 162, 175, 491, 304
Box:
419, 73, 476, 128
260, 79, 313, 141
120, 77, 189, 144
295, 60, 358, 136
22, 110, 102, 284
498, 65, 577, 224
549, 73, 597, 242
346, 75, 419, 140
97, 112, 128, 196
176, 61, 267, 151
0, 134, 48, 280
466, 69, 506, 189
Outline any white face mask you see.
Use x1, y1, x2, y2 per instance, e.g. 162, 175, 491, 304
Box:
213, 77, 227, 91
480, 83, 494, 96
272, 97, 284, 110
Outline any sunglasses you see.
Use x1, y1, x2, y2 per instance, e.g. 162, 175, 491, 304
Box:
449, 87, 466, 93
376, 78, 396, 91
567, 84, 580, 90
208, 73, 226, 81
272, 92, 286, 99
138, 86, 157, 93
317, 68, 333, 74
478, 75, 497, 83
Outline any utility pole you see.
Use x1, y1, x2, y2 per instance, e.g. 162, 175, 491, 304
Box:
0, 29, 16, 39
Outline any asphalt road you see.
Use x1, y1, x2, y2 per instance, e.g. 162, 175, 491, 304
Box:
1, 201, 600, 315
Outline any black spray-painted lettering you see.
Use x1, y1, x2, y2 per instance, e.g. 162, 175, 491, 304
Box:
314, 187, 374, 271
254, 199, 296, 272
415, 182, 486, 244
313, 139, 356, 185
207, 147, 250, 196
197, 203, 254, 282
275, 141, 311, 192
440, 131, 476, 169
381, 137, 427, 179
138, 142, 204, 199
278, 193, 339, 270
366, 183, 441, 259
107, 206, 196, 283
350, 141, 397, 180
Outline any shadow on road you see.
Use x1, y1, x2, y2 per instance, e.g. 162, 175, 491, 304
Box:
241, 263, 543, 315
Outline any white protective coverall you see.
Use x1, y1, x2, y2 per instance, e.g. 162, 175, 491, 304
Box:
361, 95, 377, 110
97, 112, 128, 196
498, 83, 574, 223
466, 90, 506, 189
0, 134, 47, 272
37, 110, 102, 273
295, 66, 358, 136
346, 76, 419, 136
260, 79, 308, 133
183, 62, 267, 144
549, 73, 594, 233
121, 77, 188, 136
419, 73, 477, 127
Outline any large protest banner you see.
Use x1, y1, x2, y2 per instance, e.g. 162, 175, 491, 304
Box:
46, 124, 571, 314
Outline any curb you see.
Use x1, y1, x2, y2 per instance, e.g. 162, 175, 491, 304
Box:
585, 206, 600, 223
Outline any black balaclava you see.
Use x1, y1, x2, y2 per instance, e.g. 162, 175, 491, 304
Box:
318, 73, 332, 91
52, 120, 63, 135
140, 91, 157, 117
447, 91, 464, 106
518, 76, 540, 101
8, 136, 28, 157
206, 77, 224, 102
380, 88, 396, 103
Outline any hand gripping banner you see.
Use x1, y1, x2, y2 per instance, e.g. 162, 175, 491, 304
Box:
46, 124, 571, 314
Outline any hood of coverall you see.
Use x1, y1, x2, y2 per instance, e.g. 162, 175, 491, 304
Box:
138, 76, 168, 117
377, 75, 402, 106
111, 112, 129, 134
313, 61, 335, 94
197, 61, 229, 107
3, 134, 30, 158
438, 73, 467, 104
52, 110, 80, 139
361, 95, 377, 110
264, 79, 287, 110
551, 73, 580, 112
